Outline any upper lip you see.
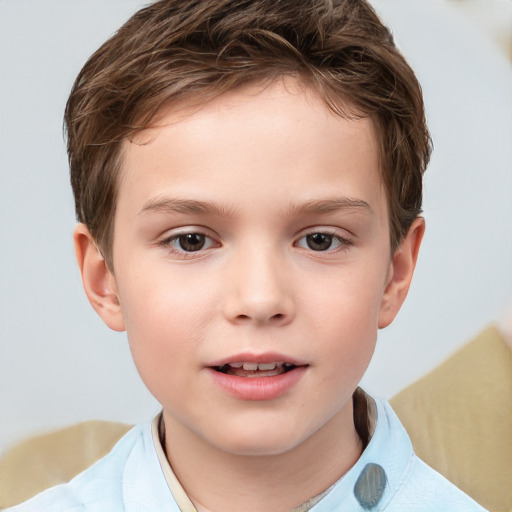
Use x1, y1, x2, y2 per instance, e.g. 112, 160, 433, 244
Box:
206, 352, 308, 368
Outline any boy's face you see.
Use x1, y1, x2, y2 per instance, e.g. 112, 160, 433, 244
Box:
78, 78, 422, 458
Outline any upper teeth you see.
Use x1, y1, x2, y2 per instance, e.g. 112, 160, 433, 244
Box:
228, 362, 283, 371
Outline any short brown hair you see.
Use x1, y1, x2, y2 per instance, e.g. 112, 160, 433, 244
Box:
65, 0, 431, 269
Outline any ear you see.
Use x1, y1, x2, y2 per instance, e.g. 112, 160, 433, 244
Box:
378, 217, 425, 329
73, 224, 125, 332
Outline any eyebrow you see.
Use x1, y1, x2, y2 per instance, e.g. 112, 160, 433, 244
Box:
284, 198, 374, 216
139, 196, 373, 217
139, 197, 235, 217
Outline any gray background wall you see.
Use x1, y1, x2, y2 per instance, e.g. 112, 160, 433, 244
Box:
1, 0, 511, 454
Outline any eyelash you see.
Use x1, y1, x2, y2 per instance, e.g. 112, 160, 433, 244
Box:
159, 231, 219, 258
295, 231, 353, 253
158, 229, 353, 258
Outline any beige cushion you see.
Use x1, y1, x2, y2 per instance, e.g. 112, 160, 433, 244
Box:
391, 325, 512, 512
0, 420, 131, 508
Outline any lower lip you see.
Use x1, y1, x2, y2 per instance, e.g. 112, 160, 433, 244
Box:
207, 366, 307, 401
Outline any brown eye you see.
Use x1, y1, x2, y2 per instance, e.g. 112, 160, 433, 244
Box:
306, 233, 333, 251
178, 233, 206, 251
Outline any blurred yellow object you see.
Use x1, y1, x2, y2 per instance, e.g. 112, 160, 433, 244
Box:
391, 325, 512, 512
0, 420, 131, 508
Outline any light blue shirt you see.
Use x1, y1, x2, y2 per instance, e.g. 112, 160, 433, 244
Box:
6, 399, 487, 511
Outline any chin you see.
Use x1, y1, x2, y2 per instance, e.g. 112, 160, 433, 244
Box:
204, 420, 309, 457
218, 437, 302, 457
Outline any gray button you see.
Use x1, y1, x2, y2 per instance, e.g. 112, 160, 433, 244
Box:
353, 463, 387, 510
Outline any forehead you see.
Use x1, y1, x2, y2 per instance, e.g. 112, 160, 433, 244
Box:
128, 77, 378, 158
117, 78, 386, 221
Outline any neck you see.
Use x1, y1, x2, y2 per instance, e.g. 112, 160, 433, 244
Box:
162, 400, 362, 512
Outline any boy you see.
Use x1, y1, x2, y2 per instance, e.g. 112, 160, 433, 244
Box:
7, 0, 487, 510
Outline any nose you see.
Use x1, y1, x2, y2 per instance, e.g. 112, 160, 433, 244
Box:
222, 245, 296, 326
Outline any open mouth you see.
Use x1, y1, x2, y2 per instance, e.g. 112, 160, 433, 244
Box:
208, 359, 308, 399
212, 362, 298, 378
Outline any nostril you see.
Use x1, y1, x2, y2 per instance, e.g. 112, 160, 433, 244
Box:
234, 312, 285, 323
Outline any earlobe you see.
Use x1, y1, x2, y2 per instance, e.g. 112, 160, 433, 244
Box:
73, 224, 125, 332
378, 217, 425, 329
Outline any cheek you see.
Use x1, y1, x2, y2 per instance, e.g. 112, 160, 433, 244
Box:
302, 262, 386, 376
303, 262, 387, 326
121, 293, 204, 408
120, 262, 214, 329
117, 268, 217, 375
